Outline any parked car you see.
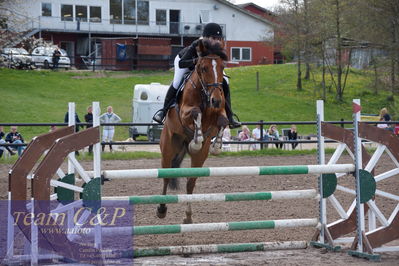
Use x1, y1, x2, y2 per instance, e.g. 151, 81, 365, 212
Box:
1, 48, 33, 69
31, 46, 71, 69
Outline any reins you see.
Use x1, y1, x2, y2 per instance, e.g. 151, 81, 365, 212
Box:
177, 55, 224, 140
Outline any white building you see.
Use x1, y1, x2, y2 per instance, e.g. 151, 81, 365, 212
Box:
4, 0, 275, 69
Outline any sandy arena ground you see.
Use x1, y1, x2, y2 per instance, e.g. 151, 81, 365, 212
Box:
1, 154, 398, 265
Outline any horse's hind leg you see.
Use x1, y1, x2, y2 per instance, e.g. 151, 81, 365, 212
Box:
183, 177, 197, 224
157, 134, 186, 219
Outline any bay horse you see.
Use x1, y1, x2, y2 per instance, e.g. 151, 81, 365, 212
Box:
157, 39, 229, 224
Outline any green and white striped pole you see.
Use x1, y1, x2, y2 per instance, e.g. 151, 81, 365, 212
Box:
102, 189, 318, 205
92, 218, 319, 236
118, 241, 307, 258
93, 164, 355, 179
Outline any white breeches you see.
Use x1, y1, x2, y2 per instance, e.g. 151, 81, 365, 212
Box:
172, 54, 229, 89
102, 128, 115, 142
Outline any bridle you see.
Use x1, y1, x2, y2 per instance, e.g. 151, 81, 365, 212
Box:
188, 55, 223, 105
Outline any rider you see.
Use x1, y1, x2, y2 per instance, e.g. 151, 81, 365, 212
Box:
152, 22, 241, 128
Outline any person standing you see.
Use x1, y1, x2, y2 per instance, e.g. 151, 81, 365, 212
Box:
52, 48, 61, 70
64, 110, 82, 155
84, 105, 94, 154
100, 106, 121, 152
5, 126, 25, 156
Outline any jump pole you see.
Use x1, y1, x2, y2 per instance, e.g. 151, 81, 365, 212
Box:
92, 164, 355, 179
87, 218, 319, 236
121, 241, 308, 258
102, 189, 318, 204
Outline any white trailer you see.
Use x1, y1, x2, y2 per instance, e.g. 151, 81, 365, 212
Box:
130, 83, 169, 140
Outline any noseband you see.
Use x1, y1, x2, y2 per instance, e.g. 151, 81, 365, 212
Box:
188, 56, 223, 105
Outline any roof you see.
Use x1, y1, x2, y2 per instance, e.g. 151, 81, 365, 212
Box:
237, 2, 276, 16
215, 0, 275, 27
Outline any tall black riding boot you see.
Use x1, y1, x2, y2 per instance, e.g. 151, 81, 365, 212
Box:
153, 84, 177, 124
223, 80, 241, 129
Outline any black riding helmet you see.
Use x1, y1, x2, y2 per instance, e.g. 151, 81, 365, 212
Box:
202, 23, 223, 38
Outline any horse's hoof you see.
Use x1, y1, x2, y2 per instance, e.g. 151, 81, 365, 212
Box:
210, 146, 222, 155
183, 218, 193, 224
189, 141, 202, 153
156, 206, 167, 218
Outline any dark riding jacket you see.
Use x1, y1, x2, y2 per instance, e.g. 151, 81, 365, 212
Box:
178, 39, 200, 70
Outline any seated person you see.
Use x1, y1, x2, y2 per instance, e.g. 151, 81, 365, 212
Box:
222, 126, 231, 141
288, 124, 298, 150
238, 125, 251, 141
0, 126, 15, 157
252, 124, 267, 141
268, 124, 283, 149
5, 126, 25, 156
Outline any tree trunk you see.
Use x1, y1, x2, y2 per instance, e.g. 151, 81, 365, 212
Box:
297, 50, 302, 90
303, 0, 311, 80
321, 44, 326, 100
335, 0, 343, 102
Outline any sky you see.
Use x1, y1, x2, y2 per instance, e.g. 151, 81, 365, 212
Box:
228, 0, 280, 10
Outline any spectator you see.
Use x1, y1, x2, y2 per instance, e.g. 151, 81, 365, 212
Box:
52, 49, 61, 70
5, 126, 25, 156
85, 105, 94, 154
288, 124, 298, 150
100, 106, 121, 152
222, 126, 231, 141
379, 108, 393, 131
0, 126, 15, 157
252, 124, 267, 141
64, 111, 82, 132
377, 117, 388, 129
64, 110, 82, 156
252, 124, 268, 150
49, 125, 57, 132
238, 125, 251, 141
268, 124, 283, 149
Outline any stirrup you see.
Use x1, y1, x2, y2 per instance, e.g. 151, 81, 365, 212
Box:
229, 114, 241, 129
153, 109, 165, 124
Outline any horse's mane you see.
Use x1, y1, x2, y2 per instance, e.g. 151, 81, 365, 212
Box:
199, 39, 228, 61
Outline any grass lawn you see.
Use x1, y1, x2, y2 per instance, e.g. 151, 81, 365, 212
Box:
0, 64, 397, 141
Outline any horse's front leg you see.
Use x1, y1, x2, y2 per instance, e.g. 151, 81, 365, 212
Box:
210, 114, 229, 155
188, 109, 204, 154
210, 127, 225, 155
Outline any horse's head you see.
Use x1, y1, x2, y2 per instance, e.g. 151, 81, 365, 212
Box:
195, 39, 228, 109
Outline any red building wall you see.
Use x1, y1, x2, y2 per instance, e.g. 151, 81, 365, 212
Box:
225, 41, 274, 67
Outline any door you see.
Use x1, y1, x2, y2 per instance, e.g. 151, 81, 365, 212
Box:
60, 41, 75, 65
169, 10, 180, 34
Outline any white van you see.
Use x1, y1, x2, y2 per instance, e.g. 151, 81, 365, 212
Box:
31, 46, 71, 69
129, 83, 169, 140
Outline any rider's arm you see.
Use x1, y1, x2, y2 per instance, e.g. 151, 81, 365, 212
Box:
178, 39, 200, 69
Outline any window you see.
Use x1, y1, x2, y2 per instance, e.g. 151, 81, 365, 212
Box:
76, 5, 87, 22
137, 0, 149, 25
156, 9, 166, 25
110, 0, 122, 24
42, 3, 51, 17
124, 0, 136, 25
200, 10, 209, 23
90, 6, 101, 22
231, 47, 251, 61
61, 4, 73, 21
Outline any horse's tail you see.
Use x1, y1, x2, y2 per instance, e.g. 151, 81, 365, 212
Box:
169, 146, 187, 190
